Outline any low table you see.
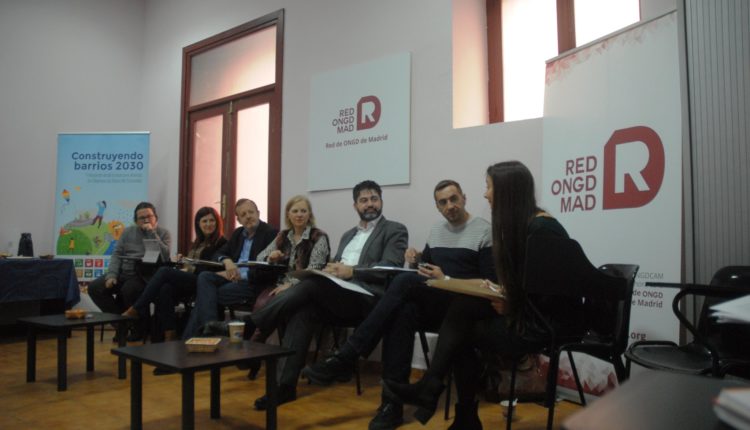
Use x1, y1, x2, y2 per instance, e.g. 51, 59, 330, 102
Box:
111, 339, 294, 430
562, 370, 748, 430
18, 312, 133, 391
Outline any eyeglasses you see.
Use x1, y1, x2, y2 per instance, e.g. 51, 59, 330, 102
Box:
137, 215, 155, 222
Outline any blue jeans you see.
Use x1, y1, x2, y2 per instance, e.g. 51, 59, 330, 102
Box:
182, 271, 257, 339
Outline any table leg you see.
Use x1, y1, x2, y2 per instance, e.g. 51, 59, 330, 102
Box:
26, 326, 37, 382
86, 325, 94, 372
57, 329, 68, 391
117, 323, 127, 379
265, 358, 278, 430
131, 360, 142, 430
210, 367, 221, 419
182, 371, 195, 430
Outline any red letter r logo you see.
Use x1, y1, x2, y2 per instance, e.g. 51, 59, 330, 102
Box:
603, 126, 665, 210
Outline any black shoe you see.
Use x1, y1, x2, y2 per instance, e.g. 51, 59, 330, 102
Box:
126, 329, 145, 342
201, 321, 229, 336
247, 359, 262, 380
152, 367, 176, 376
254, 385, 296, 411
368, 401, 404, 430
302, 354, 354, 385
237, 358, 262, 380
382, 376, 445, 425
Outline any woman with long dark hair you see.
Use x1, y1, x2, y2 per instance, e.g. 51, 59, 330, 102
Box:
123, 206, 227, 342
383, 161, 576, 429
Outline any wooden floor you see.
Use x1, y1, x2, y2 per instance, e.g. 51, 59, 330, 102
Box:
0, 329, 580, 429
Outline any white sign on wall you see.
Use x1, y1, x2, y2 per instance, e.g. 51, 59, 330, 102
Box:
542, 12, 682, 395
308, 52, 411, 191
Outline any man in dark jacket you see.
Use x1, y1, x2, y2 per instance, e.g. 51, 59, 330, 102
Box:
182, 198, 277, 339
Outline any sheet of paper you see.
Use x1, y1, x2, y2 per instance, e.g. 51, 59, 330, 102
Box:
141, 239, 162, 264
289, 269, 373, 296
711, 294, 750, 324
371, 265, 419, 272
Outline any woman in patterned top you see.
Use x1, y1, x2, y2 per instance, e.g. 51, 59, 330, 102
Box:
256, 194, 330, 297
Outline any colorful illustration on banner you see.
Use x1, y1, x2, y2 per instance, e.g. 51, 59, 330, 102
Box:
54, 133, 149, 282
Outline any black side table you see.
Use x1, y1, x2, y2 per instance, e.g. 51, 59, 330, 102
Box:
18, 312, 134, 391
112, 339, 294, 430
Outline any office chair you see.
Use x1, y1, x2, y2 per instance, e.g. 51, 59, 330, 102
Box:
625, 265, 750, 378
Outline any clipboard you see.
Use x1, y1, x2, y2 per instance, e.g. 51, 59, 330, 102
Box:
426, 278, 506, 300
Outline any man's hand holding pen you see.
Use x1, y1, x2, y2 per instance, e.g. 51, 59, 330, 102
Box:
323, 262, 354, 280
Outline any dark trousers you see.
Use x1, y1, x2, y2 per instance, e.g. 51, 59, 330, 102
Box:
344, 272, 454, 385
132, 266, 198, 334
425, 295, 532, 403
250, 278, 377, 388
88, 273, 149, 335
88, 273, 145, 314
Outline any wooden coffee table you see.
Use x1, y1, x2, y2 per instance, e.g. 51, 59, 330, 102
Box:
18, 312, 133, 391
111, 339, 294, 430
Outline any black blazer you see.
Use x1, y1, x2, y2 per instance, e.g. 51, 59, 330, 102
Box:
212, 221, 278, 282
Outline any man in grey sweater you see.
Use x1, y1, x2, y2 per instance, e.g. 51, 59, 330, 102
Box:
88, 201, 170, 341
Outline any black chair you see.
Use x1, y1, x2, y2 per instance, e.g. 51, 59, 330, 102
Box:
561, 264, 639, 406
625, 266, 750, 378
505, 235, 638, 430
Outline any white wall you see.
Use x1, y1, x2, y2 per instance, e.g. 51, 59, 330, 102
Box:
0, 0, 543, 254
0, 0, 146, 254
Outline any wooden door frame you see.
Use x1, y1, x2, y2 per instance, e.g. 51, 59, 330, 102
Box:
178, 9, 284, 252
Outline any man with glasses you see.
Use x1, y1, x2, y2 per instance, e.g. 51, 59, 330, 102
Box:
88, 201, 171, 341
182, 198, 278, 339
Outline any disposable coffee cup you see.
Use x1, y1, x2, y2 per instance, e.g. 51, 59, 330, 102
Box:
228, 321, 245, 343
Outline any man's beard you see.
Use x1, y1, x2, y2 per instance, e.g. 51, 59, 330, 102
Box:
358, 207, 381, 222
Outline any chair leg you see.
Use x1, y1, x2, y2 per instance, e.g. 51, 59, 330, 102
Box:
355, 358, 362, 395
613, 357, 628, 383
506, 359, 518, 430
444, 371, 452, 420
418, 331, 431, 368
567, 350, 586, 406
545, 352, 561, 430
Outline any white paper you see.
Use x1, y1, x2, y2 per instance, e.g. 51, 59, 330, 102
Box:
141, 239, 162, 264
711, 294, 750, 324
290, 269, 373, 296
371, 265, 418, 272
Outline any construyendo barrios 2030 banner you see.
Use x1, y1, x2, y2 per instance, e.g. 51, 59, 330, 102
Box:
54, 133, 149, 283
